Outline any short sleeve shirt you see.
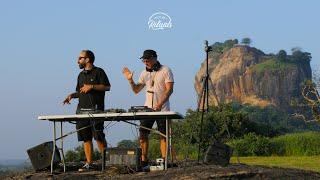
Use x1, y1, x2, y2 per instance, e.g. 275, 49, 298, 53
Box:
138, 65, 174, 111
76, 66, 110, 111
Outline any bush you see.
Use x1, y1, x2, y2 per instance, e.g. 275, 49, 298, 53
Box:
171, 104, 253, 159
228, 133, 272, 156
169, 103, 293, 160
65, 145, 101, 162
148, 134, 161, 160
117, 139, 138, 149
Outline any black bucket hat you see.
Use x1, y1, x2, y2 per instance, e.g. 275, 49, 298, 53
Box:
140, 49, 157, 59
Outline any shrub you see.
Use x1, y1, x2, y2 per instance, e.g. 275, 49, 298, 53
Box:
228, 133, 272, 156
65, 145, 101, 162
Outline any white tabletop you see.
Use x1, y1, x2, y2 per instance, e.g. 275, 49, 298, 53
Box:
38, 111, 184, 122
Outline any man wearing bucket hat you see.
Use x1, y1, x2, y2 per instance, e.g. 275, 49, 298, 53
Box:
122, 49, 174, 168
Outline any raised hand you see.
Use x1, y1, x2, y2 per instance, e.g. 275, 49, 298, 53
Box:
122, 67, 134, 81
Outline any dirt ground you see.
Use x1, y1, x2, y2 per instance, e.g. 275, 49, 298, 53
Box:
3, 162, 320, 180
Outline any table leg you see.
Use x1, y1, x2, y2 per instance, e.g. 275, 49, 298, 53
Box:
51, 121, 56, 174
165, 117, 168, 170
169, 119, 173, 166
60, 122, 66, 172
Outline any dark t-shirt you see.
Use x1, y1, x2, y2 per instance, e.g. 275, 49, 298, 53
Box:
76, 66, 110, 111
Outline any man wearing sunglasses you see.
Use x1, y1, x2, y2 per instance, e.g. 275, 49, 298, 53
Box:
122, 49, 174, 169
63, 50, 111, 171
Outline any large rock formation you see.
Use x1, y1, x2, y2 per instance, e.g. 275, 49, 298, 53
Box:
195, 44, 312, 112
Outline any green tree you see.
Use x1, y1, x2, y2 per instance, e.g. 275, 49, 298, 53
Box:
290, 47, 311, 63
172, 103, 254, 159
277, 50, 287, 61
241, 38, 251, 46
292, 50, 311, 63
291, 47, 302, 53
117, 139, 138, 148
222, 39, 238, 52
65, 145, 101, 162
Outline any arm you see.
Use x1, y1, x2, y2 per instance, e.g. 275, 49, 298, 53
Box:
80, 84, 110, 93
154, 82, 174, 111
80, 69, 111, 93
122, 67, 145, 94
128, 79, 145, 94
93, 84, 110, 91
63, 92, 79, 105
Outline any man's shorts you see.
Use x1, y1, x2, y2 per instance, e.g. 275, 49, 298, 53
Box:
139, 119, 166, 136
76, 120, 105, 142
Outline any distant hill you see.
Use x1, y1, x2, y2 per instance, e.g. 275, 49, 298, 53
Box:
0, 159, 29, 166
0, 158, 31, 176
195, 39, 312, 114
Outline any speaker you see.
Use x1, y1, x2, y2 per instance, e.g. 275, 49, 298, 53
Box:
27, 141, 61, 171
204, 141, 232, 166
106, 148, 141, 171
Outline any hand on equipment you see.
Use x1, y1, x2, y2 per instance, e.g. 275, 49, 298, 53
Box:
153, 104, 162, 111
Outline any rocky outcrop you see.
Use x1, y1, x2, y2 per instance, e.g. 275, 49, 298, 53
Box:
195, 45, 312, 112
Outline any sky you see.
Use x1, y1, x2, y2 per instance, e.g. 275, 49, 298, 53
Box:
0, 0, 319, 159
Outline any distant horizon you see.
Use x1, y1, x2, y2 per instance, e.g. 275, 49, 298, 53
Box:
0, 158, 30, 166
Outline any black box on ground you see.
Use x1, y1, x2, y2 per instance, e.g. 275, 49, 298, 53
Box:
27, 141, 61, 171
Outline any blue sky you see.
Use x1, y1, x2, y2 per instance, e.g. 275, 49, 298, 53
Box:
0, 0, 319, 159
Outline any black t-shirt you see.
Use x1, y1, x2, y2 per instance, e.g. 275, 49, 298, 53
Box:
76, 66, 110, 111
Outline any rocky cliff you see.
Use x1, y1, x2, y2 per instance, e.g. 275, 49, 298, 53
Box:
195, 44, 312, 112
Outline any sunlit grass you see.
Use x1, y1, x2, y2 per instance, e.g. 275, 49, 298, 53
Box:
251, 58, 297, 73
230, 156, 320, 172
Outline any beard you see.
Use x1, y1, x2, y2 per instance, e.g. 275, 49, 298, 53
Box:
79, 64, 85, 69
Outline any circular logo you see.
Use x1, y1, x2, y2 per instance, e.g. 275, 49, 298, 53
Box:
148, 12, 173, 30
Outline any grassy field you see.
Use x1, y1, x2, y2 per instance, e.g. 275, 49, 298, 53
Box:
230, 156, 320, 173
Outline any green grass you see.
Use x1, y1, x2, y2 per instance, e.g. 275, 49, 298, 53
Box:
251, 58, 297, 74
231, 156, 320, 172
228, 131, 320, 156
271, 131, 320, 156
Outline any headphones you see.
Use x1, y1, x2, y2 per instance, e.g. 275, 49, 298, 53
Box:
146, 61, 162, 72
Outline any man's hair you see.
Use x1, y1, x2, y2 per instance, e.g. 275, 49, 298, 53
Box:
82, 50, 95, 63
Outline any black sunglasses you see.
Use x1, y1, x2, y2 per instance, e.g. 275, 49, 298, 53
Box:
78, 56, 86, 60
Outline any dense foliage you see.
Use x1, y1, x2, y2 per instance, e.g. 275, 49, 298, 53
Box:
65, 145, 101, 162
275, 48, 311, 63
208, 39, 239, 59
228, 131, 320, 156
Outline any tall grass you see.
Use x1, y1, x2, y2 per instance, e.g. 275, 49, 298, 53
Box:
271, 131, 320, 156
228, 131, 320, 156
